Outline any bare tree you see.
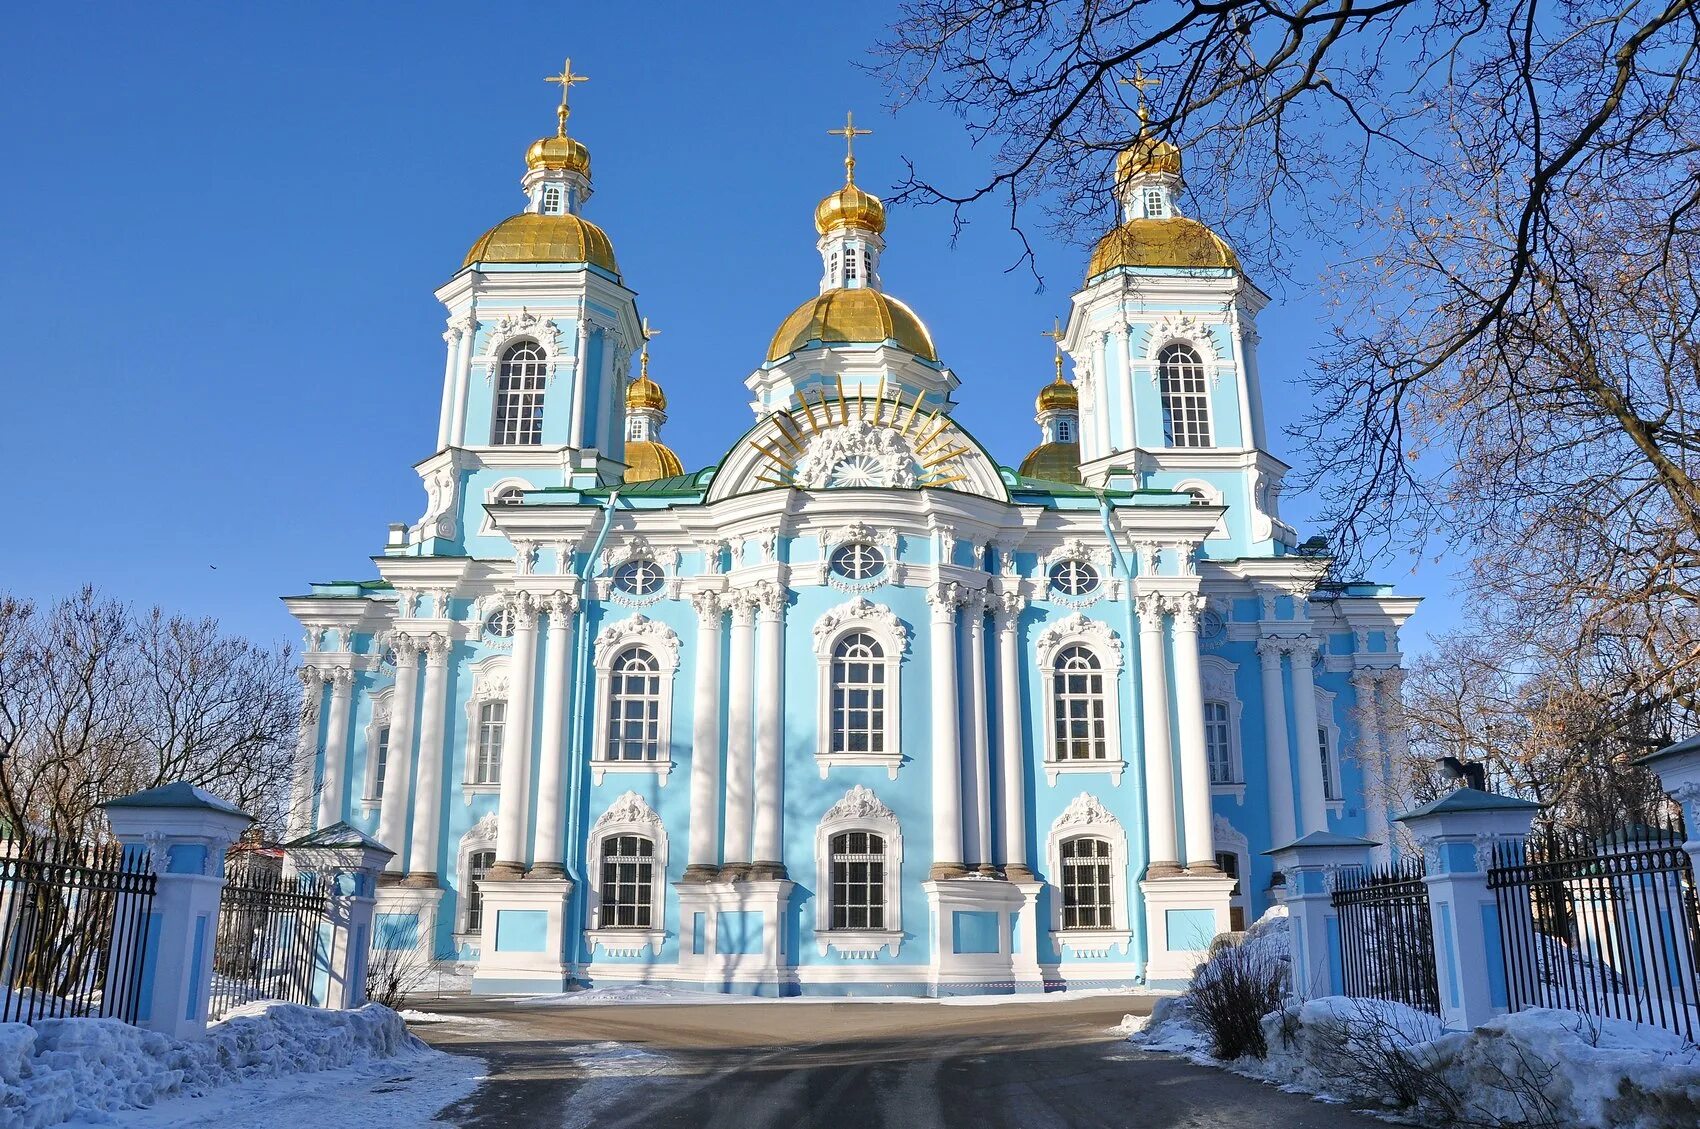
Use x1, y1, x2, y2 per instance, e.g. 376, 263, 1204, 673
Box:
0, 588, 299, 844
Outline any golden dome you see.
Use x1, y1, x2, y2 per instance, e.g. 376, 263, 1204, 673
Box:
1087, 217, 1239, 278
1019, 441, 1082, 484
627, 374, 666, 412
625, 439, 684, 483
1036, 375, 1078, 414
463, 213, 619, 275
1116, 132, 1182, 181
815, 183, 886, 235
767, 288, 937, 363
526, 133, 591, 176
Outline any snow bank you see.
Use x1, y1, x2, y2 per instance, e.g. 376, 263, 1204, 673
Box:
0, 1003, 445, 1129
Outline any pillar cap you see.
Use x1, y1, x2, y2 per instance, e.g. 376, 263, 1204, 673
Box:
1262, 830, 1378, 856
103, 782, 250, 819
1639, 731, 1700, 767
1394, 786, 1539, 822
284, 820, 395, 874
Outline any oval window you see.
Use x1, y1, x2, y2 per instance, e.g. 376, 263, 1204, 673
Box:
613, 559, 665, 597
829, 542, 885, 581
1048, 559, 1100, 597
483, 608, 516, 639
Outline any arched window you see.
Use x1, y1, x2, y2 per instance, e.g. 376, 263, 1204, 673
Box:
831, 632, 886, 754
464, 847, 495, 933
493, 486, 525, 506
1057, 419, 1075, 443
474, 700, 505, 783
1052, 645, 1106, 761
372, 725, 391, 797
541, 184, 563, 214
492, 342, 547, 446
1204, 701, 1234, 783
597, 834, 656, 928
606, 647, 662, 762
1158, 343, 1211, 448
1059, 836, 1114, 928
829, 830, 886, 930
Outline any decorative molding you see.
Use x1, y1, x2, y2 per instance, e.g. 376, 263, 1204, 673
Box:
814, 785, 904, 957
794, 420, 919, 489
1143, 313, 1221, 364
1052, 791, 1119, 833
822, 784, 894, 824
811, 597, 910, 658
460, 811, 498, 846
594, 614, 681, 668
481, 308, 566, 382
1035, 612, 1122, 667
591, 790, 663, 832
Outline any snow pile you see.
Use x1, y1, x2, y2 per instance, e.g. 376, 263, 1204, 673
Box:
0, 1003, 441, 1129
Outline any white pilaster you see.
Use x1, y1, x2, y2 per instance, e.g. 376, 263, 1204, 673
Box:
1351, 668, 1392, 866
316, 667, 355, 830
404, 633, 452, 884
375, 639, 420, 875
569, 315, 591, 448
926, 582, 967, 879
1289, 636, 1328, 835
448, 314, 475, 446
993, 594, 1032, 879
751, 584, 787, 878
684, 590, 726, 881
1136, 593, 1180, 873
492, 596, 539, 877
437, 321, 462, 449
531, 593, 577, 878
1114, 326, 1135, 449
1168, 593, 1216, 872
1257, 636, 1298, 848
962, 590, 994, 875
722, 596, 757, 879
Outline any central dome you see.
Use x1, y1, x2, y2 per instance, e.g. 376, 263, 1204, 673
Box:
767, 288, 937, 362
1087, 217, 1238, 279
463, 213, 619, 276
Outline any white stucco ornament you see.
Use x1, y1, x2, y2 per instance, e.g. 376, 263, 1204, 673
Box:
1052, 791, 1120, 831
823, 784, 895, 823
593, 790, 662, 831
794, 420, 918, 488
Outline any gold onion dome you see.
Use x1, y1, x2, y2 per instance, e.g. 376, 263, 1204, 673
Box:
626, 373, 667, 411
1036, 373, 1078, 413
1116, 131, 1182, 181
625, 439, 684, 482
1087, 217, 1238, 277
767, 289, 937, 363
526, 132, 591, 176
463, 213, 620, 275
816, 182, 886, 235
1019, 438, 1082, 484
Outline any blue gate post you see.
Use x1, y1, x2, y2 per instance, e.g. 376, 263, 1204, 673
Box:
1266, 831, 1376, 999
1395, 788, 1538, 1031
102, 783, 253, 1039
283, 822, 393, 1009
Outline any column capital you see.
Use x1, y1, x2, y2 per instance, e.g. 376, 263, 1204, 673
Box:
960, 587, 988, 618
328, 665, 356, 689
423, 632, 453, 662
991, 591, 1027, 632
544, 591, 580, 620
926, 581, 962, 621
1135, 591, 1166, 624
1255, 634, 1288, 663
729, 595, 759, 627
1162, 592, 1206, 630
753, 581, 787, 619
1286, 633, 1321, 660
690, 589, 727, 621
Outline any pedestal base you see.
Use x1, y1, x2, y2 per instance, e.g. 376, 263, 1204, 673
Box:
1139, 873, 1236, 985
471, 877, 574, 994
924, 877, 1032, 996
670, 879, 795, 995
374, 885, 445, 962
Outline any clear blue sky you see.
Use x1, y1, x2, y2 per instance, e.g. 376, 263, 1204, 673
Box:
1, 1, 1456, 653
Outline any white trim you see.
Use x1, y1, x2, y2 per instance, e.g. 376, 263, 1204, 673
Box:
591, 615, 680, 785
478, 310, 567, 382
1037, 538, 1118, 607
1035, 613, 1126, 785
461, 656, 509, 799
478, 477, 535, 536
1213, 814, 1252, 929
813, 785, 904, 957
1199, 654, 1244, 792
454, 813, 499, 940
812, 598, 908, 779
359, 688, 394, 812
585, 791, 668, 955
1315, 685, 1343, 805
1172, 478, 1230, 540
1045, 792, 1133, 955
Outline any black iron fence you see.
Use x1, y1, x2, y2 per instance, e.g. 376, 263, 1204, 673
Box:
0, 835, 157, 1024
209, 864, 332, 1020
1331, 860, 1443, 1015
1488, 822, 1700, 1043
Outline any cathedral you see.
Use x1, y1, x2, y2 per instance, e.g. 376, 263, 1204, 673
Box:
285, 63, 1415, 995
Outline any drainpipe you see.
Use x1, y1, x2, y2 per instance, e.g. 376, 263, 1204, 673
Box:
1098, 492, 1151, 978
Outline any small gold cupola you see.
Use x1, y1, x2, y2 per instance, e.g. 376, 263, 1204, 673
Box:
525, 59, 594, 209
624, 319, 684, 483
1019, 321, 1083, 484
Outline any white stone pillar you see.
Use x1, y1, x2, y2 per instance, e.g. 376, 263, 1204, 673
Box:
926, 582, 967, 879
1168, 594, 1217, 872
316, 667, 355, 830
569, 316, 591, 448
448, 314, 475, 447
722, 595, 758, 880
289, 667, 324, 838
404, 634, 452, 885
437, 321, 462, 449
530, 593, 577, 879
1113, 326, 1135, 449
684, 590, 726, 881
375, 639, 421, 875
751, 584, 787, 879
1257, 637, 1298, 848
1289, 636, 1328, 835
491, 596, 539, 878
963, 591, 995, 875
1351, 668, 1392, 866
1136, 594, 1180, 874
993, 594, 1032, 879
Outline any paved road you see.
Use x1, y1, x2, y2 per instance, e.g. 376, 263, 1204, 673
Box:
411, 995, 1382, 1129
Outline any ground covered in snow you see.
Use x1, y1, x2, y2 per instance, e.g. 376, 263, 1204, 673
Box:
0, 1002, 481, 1129
514, 982, 1158, 1007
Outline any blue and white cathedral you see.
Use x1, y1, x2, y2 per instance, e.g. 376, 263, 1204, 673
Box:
285, 69, 1416, 995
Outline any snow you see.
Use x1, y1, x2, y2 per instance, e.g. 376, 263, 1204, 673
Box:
518, 982, 1156, 1007
0, 1003, 481, 1129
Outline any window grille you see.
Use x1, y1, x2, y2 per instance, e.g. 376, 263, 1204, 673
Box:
829, 830, 885, 930
474, 701, 505, 783
373, 725, 391, 797
1204, 701, 1234, 783
492, 342, 547, 446
1158, 344, 1211, 447
831, 633, 885, 754
1060, 836, 1113, 928
598, 834, 655, 928
465, 848, 495, 933
484, 608, 515, 639
1051, 645, 1106, 761
606, 647, 662, 761
1057, 420, 1074, 443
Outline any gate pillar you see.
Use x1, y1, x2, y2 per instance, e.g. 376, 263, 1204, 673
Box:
284, 822, 394, 1009
1641, 734, 1700, 879
1265, 831, 1376, 1000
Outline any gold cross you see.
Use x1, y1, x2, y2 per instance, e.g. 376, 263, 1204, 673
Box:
1042, 318, 1067, 380
545, 58, 589, 135
1118, 63, 1161, 125
826, 110, 873, 184
639, 317, 660, 377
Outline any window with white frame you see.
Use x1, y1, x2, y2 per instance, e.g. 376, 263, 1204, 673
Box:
492, 341, 547, 446
372, 725, 391, 797
829, 249, 840, 282
612, 559, 665, 598
1036, 616, 1125, 783
591, 616, 679, 783
1143, 186, 1168, 218
474, 701, 504, 783
1205, 701, 1234, 783
1158, 343, 1211, 448
845, 246, 860, 284
1056, 419, 1075, 443
484, 607, 515, 639
541, 184, 563, 214
1060, 836, 1114, 928
1046, 793, 1132, 951
1052, 645, 1106, 761
813, 784, 904, 955
605, 647, 662, 762
829, 542, 885, 582
813, 601, 907, 777
1319, 726, 1338, 801
831, 633, 886, 754
1199, 656, 1244, 790
597, 834, 656, 928
493, 486, 525, 506
464, 848, 495, 933
829, 830, 886, 929
1048, 559, 1100, 598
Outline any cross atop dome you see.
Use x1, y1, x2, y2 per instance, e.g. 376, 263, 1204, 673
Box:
544, 58, 589, 139
827, 111, 873, 185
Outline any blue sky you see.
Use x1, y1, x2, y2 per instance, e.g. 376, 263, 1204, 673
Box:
1, 1, 1457, 652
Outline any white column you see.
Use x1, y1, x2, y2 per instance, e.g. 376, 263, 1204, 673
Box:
926, 582, 967, 879
437, 322, 462, 449
569, 316, 591, 448
375, 639, 421, 875
722, 596, 757, 880
751, 584, 787, 879
1358, 668, 1397, 866
1289, 636, 1328, 835
491, 596, 540, 878
289, 667, 324, 838
316, 667, 355, 830
1114, 326, 1135, 449
1168, 594, 1216, 872
684, 590, 726, 881
448, 314, 475, 447
1137, 594, 1180, 874
993, 594, 1032, 879
963, 591, 994, 875
405, 634, 452, 884
1257, 637, 1298, 848
530, 593, 577, 878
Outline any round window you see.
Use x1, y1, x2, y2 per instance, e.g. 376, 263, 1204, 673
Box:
613, 559, 666, 597
1048, 559, 1100, 597
829, 542, 886, 581
483, 607, 516, 638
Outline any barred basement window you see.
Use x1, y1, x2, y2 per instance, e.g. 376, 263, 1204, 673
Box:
1158, 343, 1211, 448
598, 834, 655, 928
474, 700, 505, 783
831, 633, 886, 754
1051, 645, 1106, 760
1060, 836, 1114, 928
1204, 701, 1234, 783
829, 830, 885, 930
465, 848, 495, 933
492, 342, 547, 446
605, 647, 662, 762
